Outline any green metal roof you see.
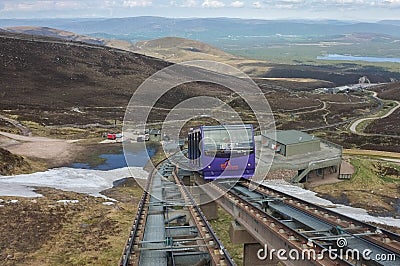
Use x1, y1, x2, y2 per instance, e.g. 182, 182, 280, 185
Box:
262, 130, 318, 145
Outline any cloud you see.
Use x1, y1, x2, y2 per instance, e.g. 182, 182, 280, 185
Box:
262, 0, 305, 9
380, 0, 400, 7
122, 0, 153, 7
104, 0, 118, 7
252, 1, 262, 8
229, 1, 245, 7
2, 1, 84, 12
258, 0, 385, 10
201, 0, 225, 8
181, 0, 198, 7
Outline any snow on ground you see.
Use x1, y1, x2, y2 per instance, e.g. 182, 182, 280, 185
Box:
0, 166, 148, 198
380, 158, 400, 164
57, 199, 79, 204
262, 181, 400, 228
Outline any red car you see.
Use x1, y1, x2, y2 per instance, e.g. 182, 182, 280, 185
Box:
107, 133, 117, 140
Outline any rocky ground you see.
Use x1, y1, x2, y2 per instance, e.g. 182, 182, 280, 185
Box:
0, 147, 31, 175
0, 179, 142, 265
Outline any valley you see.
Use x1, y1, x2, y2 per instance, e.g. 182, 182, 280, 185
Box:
0, 17, 400, 266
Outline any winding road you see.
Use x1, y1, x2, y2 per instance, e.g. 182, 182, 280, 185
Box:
349, 91, 400, 135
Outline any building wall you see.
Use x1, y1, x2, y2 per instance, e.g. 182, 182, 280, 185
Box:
285, 141, 320, 157
308, 165, 339, 179
262, 138, 286, 156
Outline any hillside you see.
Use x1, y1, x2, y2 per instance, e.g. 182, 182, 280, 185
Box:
2, 17, 400, 38
132, 37, 276, 76
4, 26, 136, 52
4, 26, 105, 45
0, 29, 398, 137
133, 37, 239, 62
130, 36, 400, 84
3, 26, 399, 85
2, 27, 270, 76
0, 31, 169, 126
3, 17, 400, 68
0, 31, 238, 128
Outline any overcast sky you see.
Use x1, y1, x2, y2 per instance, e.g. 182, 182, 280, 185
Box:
1, 0, 400, 21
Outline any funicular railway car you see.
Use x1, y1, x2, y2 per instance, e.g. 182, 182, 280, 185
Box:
188, 124, 255, 179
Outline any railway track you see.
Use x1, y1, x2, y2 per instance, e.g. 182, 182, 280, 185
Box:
171, 168, 235, 265
198, 179, 352, 265
120, 155, 158, 266
120, 154, 236, 266
204, 179, 400, 265
243, 180, 400, 252
122, 150, 399, 265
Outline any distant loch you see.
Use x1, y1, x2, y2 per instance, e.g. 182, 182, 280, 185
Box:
317, 54, 400, 63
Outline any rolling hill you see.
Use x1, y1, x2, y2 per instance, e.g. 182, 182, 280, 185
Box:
2, 17, 400, 38
133, 36, 238, 62
0, 27, 275, 77
0, 30, 166, 126
5, 26, 106, 45
0, 31, 238, 127
4, 26, 136, 51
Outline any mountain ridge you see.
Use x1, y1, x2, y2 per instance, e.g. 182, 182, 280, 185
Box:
1, 17, 400, 38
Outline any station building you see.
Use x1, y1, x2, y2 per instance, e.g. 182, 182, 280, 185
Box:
262, 130, 321, 157
258, 130, 354, 183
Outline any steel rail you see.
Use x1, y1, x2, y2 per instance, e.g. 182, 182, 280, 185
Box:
203, 180, 352, 266
121, 151, 237, 266
243, 180, 400, 255
234, 181, 400, 265
120, 157, 167, 266
172, 169, 237, 266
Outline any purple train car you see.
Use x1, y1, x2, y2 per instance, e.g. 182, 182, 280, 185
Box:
188, 124, 255, 179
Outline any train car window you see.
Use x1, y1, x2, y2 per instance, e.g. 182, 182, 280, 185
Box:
202, 127, 254, 157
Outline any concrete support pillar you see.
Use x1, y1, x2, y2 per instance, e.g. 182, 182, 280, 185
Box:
199, 200, 218, 220
182, 175, 191, 186
243, 243, 280, 265
244, 243, 271, 266
190, 184, 218, 220
229, 221, 257, 244
229, 221, 279, 265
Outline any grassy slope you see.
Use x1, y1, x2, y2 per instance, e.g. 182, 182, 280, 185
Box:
313, 158, 400, 217
0, 183, 143, 266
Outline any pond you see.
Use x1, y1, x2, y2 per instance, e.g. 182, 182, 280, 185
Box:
317, 54, 400, 63
70, 143, 157, 170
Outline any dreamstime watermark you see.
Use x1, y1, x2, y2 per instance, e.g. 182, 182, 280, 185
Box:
257, 237, 397, 262
123, 60, 276, 203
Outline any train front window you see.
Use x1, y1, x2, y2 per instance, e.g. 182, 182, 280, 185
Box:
203, 127, 253, 156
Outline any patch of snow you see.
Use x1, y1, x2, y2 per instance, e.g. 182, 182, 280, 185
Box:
102, 202, 115, 206
262, 181, 400, 228
9, 199, 18, 204
0, 166, 148, 198
0, 205, 4, 207
57, 199, 79, 204
0, 183, 41, 197
71, 107, 84, 114
380, 158, 400, 164
100, 139, 116, 144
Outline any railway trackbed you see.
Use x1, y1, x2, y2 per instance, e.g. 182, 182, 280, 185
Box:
120, 154, 235, 266
122, 152, 400, 265
224, 179, 400, 265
